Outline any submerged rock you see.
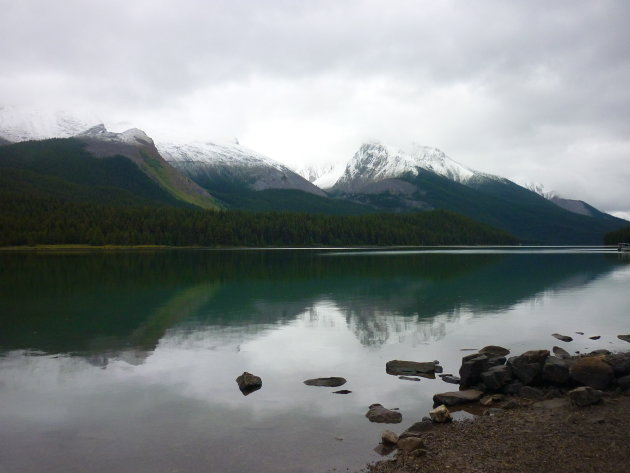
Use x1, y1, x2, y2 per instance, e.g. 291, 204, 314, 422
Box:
386, 360, 436, 376
568, 386, 603, 407
304, 377, 346, 387
589, 335, 601, 340
399, 376, 422, 382
552, 333, 573, 342
236, 372, 262, 395
332, 389, 352, 394
432, 389, 484, 406
570, 356, 614, 390
366, 404, 402, 424
429, 404, 452, 423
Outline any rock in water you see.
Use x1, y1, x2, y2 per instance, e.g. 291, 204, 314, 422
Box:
568, 386, 603, 407
430, 404, 452, 423
478, 345, 510, 357
570, 356, 614, 389
386, 360, 436, 376
618, 334, 630, 343
552, 333, 573, 342
432, 389, 484, 406
304, 377, 346, 387
332, 389, 352, 394
365, 404, 402, 423
381, 429, 399, 445
552, 346, 571, 359
236, 372, 262, 395
589, 335, 601, 340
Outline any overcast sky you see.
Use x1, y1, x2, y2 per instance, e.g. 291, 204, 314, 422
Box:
1, 0, 629, 217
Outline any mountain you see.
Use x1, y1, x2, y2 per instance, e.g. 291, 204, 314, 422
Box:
159, 141, 371, 214
296, 162, 345, 189
0, 106, 99, 143
525, 182, 617, 220
0, 124, 219, 210
327, 142, 628, 244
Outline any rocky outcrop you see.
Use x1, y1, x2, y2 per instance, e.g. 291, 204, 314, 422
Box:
618, 335, 630, 343
304, 377, 347, 387
236, 372, 262, 395
366, 404, 402, 423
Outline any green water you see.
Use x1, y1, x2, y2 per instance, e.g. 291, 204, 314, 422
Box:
0, 249, 629, 472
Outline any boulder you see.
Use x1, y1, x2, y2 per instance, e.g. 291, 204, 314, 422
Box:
552, 333, 573, 342
304, 377, 346, 387
570, 356, 614, 390
399, 420, 433, 439
386, 360, 436, 376
552, 346, 571, 359
589, 349, 611, 356
365, 404, 402, 424
568, 386, 603, 407
429, 404, 452, 423
480, 365, 512, 390
502, 380, 524, 395
604, 352, 630, 377
381, 429, 399, 445
478, 345, 510, 357
507, 350, 549, 385
617, 374, 630, 391
432, 389, 483, 406
397, 437, 425, 453
459, 353, 489, 388
617, 334, 630, 343
542, 356, 571, 385
236, 372, 262, 395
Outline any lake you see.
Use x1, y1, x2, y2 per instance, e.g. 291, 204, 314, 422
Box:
1, 248, 629, 473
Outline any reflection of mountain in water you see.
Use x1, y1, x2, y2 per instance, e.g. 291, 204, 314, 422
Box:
0, 250, 622, 356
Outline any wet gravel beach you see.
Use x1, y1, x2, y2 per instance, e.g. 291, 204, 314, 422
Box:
363, 393, 630, 473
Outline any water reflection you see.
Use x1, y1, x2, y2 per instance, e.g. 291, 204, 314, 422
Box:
1, 250, 629, 473
0, 250, 624, 356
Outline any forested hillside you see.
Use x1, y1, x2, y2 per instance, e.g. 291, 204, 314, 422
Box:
0, 193, 518, 247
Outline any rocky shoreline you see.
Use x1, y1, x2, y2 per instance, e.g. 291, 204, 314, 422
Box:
360, 337, 630, 473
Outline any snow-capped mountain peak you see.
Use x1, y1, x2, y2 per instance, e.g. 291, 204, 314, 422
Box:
333, 141, 476, 191
78, 124, 154, 146
0, 105, 101, 142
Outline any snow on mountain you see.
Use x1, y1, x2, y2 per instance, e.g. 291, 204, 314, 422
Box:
78, 124, 154, 146
332, 142, 477, 192
295, 162, 346, 189
158, 141, 327, 196
0, 106, 100, 142
525, 182, 558, 200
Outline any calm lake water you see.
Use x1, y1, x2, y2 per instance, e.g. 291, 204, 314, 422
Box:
1, 248, 629, 473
